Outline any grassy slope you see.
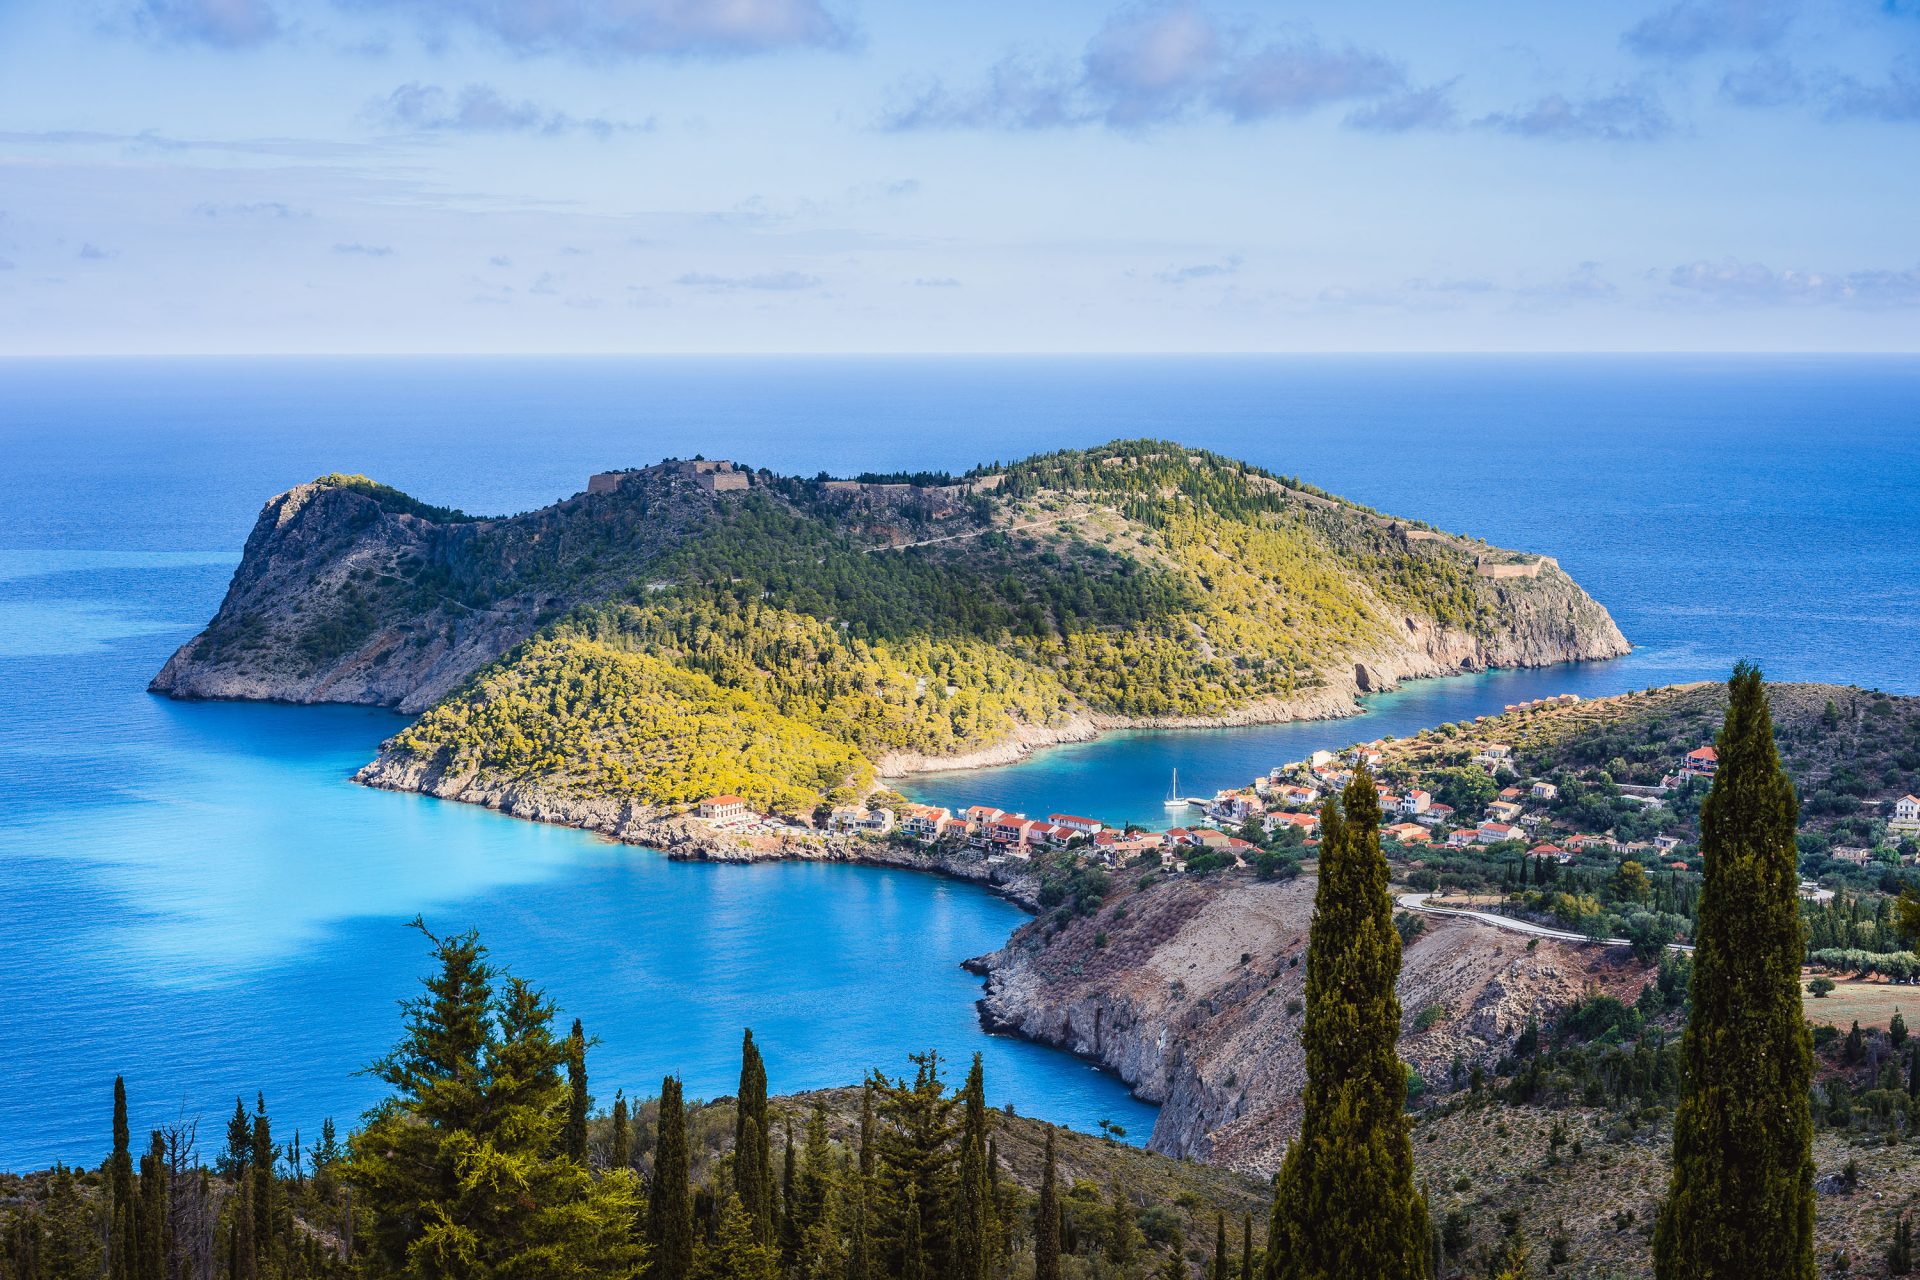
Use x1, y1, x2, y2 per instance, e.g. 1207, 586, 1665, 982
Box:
382, 440, 1613, 815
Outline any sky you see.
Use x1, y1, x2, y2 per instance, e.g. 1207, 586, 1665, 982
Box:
0, 0, 1916, 354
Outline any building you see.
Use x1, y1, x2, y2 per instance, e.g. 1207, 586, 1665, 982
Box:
1048, 813, 1105, 836
1399, 789, 1432, 816
1415, 802, 1454, 828
1680, 746, 1719, 778
1892, 794, 1920, 836
1476, 821, 1521, 845
1528, 843, 1572, 864
1530, 781, 1559, 801
697, 795, 748, 822
1831, 845, 1872, 866
1447, 828, 1479, 848
1266, 811, 1321, 838
1384, 822, 1432, 845
901, 805, 953, 841
1487, 800, 1525, 824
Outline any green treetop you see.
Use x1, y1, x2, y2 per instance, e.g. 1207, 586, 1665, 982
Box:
1267, 769, 1430, 1280
1654, 663, 1814, 1280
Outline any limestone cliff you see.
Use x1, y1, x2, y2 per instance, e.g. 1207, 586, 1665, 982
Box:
970, 873, 1652, 1176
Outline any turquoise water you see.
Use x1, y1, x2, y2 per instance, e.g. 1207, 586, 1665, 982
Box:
2, 355, 1916, 1168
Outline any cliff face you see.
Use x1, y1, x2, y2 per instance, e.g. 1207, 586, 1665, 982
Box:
971, 873, 1651, 1176
150, 467, 734, 713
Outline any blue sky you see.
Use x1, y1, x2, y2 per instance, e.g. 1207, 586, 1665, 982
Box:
0, 0, 1915, 353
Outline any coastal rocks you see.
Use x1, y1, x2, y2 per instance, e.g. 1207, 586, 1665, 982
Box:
971, 873, 1650, 1177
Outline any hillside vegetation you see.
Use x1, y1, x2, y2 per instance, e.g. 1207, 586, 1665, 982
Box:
156, 440, 1626, 818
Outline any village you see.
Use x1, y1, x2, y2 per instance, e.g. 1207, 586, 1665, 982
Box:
686, 689, 1920, 901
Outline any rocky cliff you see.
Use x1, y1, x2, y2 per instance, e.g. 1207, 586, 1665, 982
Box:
970, 872, 1652, 1176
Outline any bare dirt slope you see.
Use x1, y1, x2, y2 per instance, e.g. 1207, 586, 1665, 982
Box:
973, 871, 1652, 1176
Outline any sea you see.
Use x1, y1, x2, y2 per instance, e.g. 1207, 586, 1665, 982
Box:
1, 354, 1915, 1169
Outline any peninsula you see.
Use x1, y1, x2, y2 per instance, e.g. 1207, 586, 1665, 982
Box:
153, 441, 1628, 847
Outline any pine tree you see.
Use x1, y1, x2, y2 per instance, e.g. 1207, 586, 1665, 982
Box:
346, 922, 645, 1279
648, 1076, 695, 1280
109, 1076, 137, 1280
693, 1194, 777, 1280
1268, 771, 1430, 1280
870, 1052, 959, 1278
1654, 665, 1815, 1280
735, 1030, 776, 1246
952, 1053, 991, 1280
222, 1099, 251, 1182
609, 1090, 630, 1173
564, 1018, 591, 1164
1034, 1129, 1061, 1280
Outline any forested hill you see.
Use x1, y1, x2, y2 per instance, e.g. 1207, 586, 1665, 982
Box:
153, 441, 1627, 816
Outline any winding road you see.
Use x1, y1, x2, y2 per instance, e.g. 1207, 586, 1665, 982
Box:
1396, 892, 1694, 954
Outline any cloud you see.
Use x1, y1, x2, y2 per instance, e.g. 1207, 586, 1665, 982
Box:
912, 276, 960, 287
346, 0, 848, 59
1669, 258, 1920, 305
1478, 90, 1674, 141
1621, 0, 1791, 59
1821, 63, 1920, 121
674, 269, 822, 290
881, 56, 1087, 131
488, 255, 513, 267
133, 0, 281, 48
368, 83, 645, 138
332, 242, 393, 255
1210, 38, 1404, 121
1083, 3, 1227, 126
1156, 256, 1240, 284
881, 3, 1411, 131
1719, 57, 1804, 106
78, 243, 118, 260
1344, 81, 1459, 132
193, 200, 306, 218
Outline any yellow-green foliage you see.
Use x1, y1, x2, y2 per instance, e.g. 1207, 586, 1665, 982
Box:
393, 636, 871, 815
385, 441, 1561, 813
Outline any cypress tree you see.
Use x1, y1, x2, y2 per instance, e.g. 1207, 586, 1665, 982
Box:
1034, 1129, 1060, 1280
1105, 1184, 1139, 1270
649, 1076, 695, 1280
1654, 664, 1815, 1280
900, 1183, 926, 1280
952, 1053, 991, 1280
780, 1119, 799, 1267
1908, 1047, 1920, 1102
847, 1087, 877, 1280
1241, 1212, 1253, 1280
565, 1018, 590, 1164
250, 1096, 272, 1270
1214, 1213, 1229, 1280
735, 1030, 775, 1245
109, 1076, 136, 1280
138, 1131, 168, 1280
1268, 771, 1430, 1280
228, 1173, 256, 1280
611, 1090, 631, 1172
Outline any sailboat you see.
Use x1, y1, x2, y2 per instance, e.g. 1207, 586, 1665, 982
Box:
1163, 768, 1188, 809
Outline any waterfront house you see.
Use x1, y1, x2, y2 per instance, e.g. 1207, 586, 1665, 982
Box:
697, 795, 748, 822
1273, 783, 1319, 808
963, 804, 1006, 828
901, 805, 953, 841
858, 809, 894, 835
1048, 813, 1105, 836
1189, 828, 1234, 851
1680, 746, 1718, 778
